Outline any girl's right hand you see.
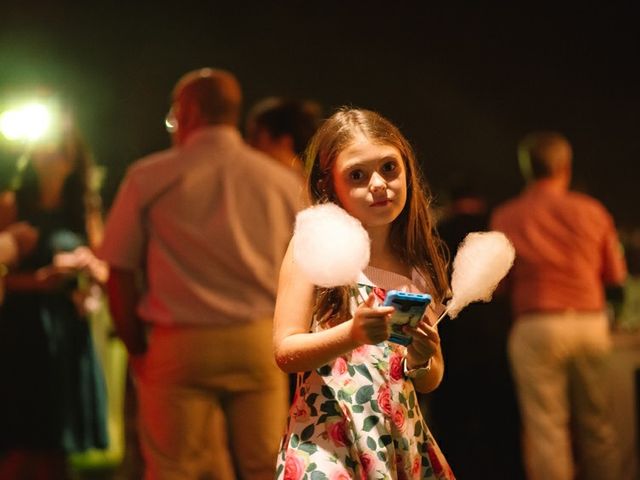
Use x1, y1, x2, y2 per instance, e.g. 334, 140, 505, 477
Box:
350, 292, 395, 345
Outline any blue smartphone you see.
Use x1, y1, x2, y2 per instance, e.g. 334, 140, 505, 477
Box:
383, 290, 432, 345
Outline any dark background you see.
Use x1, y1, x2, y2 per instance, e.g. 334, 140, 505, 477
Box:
1, 2, 638, 226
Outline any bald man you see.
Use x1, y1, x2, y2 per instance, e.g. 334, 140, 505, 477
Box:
101, 68, 304, 479
491, 132, 627, 480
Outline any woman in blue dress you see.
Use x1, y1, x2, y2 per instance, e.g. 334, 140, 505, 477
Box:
0, 111, 108, 479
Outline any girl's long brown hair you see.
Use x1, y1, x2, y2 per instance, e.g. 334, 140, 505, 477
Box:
304, 108, 449, 324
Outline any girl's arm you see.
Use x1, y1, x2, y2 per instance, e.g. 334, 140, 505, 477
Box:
407, 344, 445, 394
273, 240, 394, 373
403, 312, 445, 393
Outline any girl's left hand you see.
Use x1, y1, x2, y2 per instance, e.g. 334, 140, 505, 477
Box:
402, 312, 441, 368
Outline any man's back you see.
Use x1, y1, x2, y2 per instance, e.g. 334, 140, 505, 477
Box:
101, 68, 296, 480
490, 131, 626, 480
491, 182, 626, 316
102, 125, 304, 326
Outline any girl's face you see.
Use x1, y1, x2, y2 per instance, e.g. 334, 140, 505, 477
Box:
331, 134, 407, 229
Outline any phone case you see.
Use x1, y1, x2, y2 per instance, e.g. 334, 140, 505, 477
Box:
382, 290, 432, 345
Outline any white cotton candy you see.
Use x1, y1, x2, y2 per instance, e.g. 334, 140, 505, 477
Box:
292, 203, 370, 288
446, 231, 515, 318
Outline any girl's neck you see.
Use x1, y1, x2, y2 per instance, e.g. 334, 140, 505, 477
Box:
367, 225, 411, 277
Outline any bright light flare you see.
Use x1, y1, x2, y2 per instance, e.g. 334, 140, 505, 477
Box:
0, 102, 53, 142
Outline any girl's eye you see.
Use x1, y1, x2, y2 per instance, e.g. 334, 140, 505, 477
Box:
349, 170, 365, 181
382, 161, 397, 173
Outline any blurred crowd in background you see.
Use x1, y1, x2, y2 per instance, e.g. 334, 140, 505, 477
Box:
0, 65, 638, 480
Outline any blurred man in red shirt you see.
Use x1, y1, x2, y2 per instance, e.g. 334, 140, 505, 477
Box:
491, 131, 626, 480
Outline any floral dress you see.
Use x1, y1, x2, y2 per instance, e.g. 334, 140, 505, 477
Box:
276, 266, 455, 480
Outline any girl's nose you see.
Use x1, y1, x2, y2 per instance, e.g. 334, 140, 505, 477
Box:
369, 172, 387, 193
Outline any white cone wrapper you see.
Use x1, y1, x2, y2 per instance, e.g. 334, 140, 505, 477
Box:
292, 203, 371, 288
446, 231, 515, 318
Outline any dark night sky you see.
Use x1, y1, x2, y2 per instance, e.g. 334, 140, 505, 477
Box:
1, 3, 638, 226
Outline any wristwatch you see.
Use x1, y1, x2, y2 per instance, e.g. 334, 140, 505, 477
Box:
403, 356, 432, 378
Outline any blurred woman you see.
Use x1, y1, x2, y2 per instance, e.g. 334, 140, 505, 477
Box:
0, 109, 108, 479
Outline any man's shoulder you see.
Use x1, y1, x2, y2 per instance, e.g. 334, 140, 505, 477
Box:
116, 147, 188, 204
491, 195, 525, 221
237, 145, 304, 186
126, 148, 179, 177
565, 190, 614, 221
566, 190, 606, 209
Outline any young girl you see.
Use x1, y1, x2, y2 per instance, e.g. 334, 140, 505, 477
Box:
274, 108, 455, 479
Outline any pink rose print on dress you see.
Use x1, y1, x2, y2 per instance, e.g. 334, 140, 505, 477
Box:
283, 450, 307, 480
412, 456, 421, 477
291, 396, 310, 423
392, 406, 406, 432
427, 445, 445, 477
326, 417, 350, 448
339, 377, 357, 395
332, 356, 348, 377
389, 352, 404, 382
372, 286, 387, 302
328, 466, 352, 480
350, 344, 371, 364
359, 451, 377, 477
377, 384, 392, 416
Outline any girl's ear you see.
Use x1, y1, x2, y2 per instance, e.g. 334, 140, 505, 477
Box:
316, 177, 327, 196
316, 176, 335, 203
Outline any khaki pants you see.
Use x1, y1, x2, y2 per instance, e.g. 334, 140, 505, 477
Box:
509, 312, 620, 480
133, 319, 288, 480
